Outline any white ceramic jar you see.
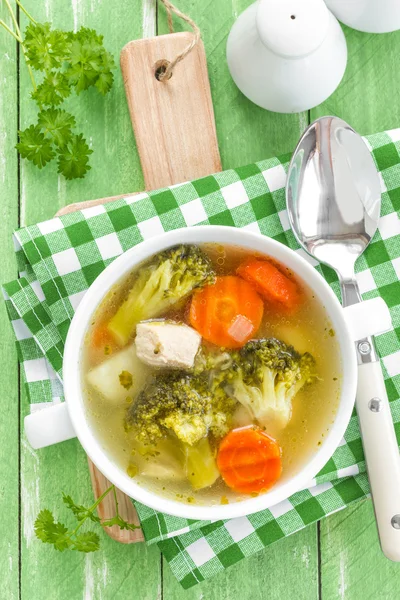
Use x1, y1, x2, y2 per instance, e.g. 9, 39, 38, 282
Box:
324, 0, 400, 33
226, 0, 347, 113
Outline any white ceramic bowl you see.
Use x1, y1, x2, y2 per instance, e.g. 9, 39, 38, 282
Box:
59, 226, 357, 520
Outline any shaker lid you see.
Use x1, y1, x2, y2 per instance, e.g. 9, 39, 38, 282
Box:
256, 0, 330, 58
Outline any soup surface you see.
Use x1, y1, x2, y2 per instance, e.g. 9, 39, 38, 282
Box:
82, 243, 341, 506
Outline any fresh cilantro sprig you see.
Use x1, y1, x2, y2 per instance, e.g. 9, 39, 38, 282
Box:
1, 1, 115, 180
34, 485, 138, 553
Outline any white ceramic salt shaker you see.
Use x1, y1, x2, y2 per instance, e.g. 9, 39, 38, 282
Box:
226, 0, 347, 113
324, 0, 400, 33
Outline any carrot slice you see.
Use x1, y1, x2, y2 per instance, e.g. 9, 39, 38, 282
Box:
189, 275, 263, 348
91, 323, 114, 349
217, 426, 282, 494
237, 258, 301, 312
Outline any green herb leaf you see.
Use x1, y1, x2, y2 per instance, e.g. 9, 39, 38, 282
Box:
102, 514, 139, 531
94, 49, 115, 96
95, 67, 114, 96
24, 22, 70, 72
34, 509, 71, 551
74, 27, 104, 46
16, 125, 55, 168
65, 26, 115, 94
53, 533, 73, 552
57, 133, 93, 179
38, 108, 76, 147
5, 12, 115, 180
73, 532, 100, 553
35, 486, 137, 554
63, 493, 100, 523
66, 40, 102, 92
31, 71, 71, 107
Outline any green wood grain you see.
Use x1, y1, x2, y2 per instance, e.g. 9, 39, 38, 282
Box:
18, 2, 161, 598
312, 25, 400, 600
0, 3, 19, 599
163, 524, 318, 600
320, 500, 400, 600
311, 26, 400, 134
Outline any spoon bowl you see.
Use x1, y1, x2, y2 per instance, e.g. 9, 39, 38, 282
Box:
286, 116, 381, 281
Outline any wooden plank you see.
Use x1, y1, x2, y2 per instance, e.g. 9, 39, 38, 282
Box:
313, 25, 400, 600
19, 1, 161, 598
0, 3, 19, 598
320, 500, 400, 600
311, 26, 400, 133
157, 1, 318, 599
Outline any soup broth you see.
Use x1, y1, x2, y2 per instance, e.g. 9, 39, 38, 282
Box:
82, 243, 341, 506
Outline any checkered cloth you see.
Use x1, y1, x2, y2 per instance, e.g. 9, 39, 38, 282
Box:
3, 129, 400, 589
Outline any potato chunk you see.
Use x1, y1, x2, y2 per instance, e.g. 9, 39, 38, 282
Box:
86, 343, 149, 403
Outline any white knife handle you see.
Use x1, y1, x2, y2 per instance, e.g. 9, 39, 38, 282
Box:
356, 360, 400, 561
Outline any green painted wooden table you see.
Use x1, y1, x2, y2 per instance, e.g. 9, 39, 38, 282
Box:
1, 1, 400, 598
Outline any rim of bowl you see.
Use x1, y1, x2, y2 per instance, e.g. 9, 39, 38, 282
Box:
63, 226, 357, 521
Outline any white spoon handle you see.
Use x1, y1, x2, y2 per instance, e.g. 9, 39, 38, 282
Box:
356, 360, 400, 561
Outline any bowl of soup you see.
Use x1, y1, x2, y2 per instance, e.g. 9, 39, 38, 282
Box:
63, 226, 357, 520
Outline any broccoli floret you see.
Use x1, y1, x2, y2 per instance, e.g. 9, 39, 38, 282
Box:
126, 352, 238, 445
162, 413, 207, 446
204, 383, 237, 439
193, 348, 238, 439
227, 338, 316, 429
108, 245, 215, 345
126, 372, 212, 446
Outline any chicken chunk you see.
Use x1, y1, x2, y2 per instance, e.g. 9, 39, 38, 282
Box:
135, 321, 201, 369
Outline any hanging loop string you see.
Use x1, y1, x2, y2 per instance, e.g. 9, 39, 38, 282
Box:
158, 0, 201, 81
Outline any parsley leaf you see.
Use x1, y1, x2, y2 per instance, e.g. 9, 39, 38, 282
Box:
74, 27, 104, 46
65, 27, 115, 94
16, 125, 55, 168
73, 532, 100, 553
95, 51, 115, 95
102, 515, 139, 531
34, 486, 138, 554
31, 71, 71, 107
63, 493, 100, 523
38, 109, 75, 147
25, 22, 70, 72
57, 134, 93, 180
6, 8, 115, 179
34, 509, 71, 551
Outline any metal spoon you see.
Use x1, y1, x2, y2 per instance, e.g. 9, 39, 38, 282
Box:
286, 115, 400, 561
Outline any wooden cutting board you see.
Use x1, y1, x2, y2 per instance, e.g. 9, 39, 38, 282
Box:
56, 32, 221, 543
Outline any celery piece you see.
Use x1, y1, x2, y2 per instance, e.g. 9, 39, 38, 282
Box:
183, 438, 220, 490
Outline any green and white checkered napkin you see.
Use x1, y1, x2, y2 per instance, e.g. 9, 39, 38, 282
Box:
3, 129, 400, 589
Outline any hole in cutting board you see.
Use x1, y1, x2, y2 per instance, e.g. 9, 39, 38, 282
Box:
154, 59, 172, 81
291, 14, 296, 19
